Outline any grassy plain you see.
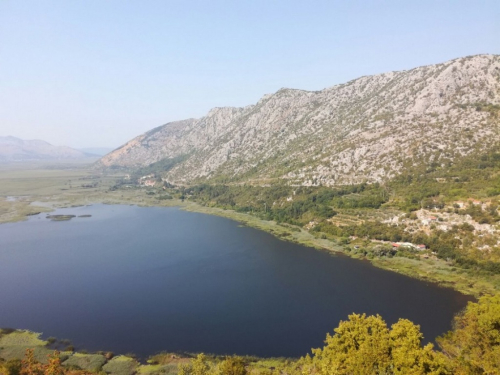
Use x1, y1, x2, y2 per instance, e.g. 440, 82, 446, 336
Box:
0, 160, 162, 223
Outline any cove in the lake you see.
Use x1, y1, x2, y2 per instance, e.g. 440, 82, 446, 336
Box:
0, 204, 473, 358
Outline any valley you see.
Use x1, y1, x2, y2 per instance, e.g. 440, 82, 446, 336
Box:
2, 54, 500, 374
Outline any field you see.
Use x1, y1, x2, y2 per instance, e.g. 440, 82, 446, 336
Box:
0, 161, 144, 223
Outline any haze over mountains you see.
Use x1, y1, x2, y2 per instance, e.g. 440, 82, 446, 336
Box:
0, 136, 96, 161
98, 54, 500, 186
78, 147, 115, 157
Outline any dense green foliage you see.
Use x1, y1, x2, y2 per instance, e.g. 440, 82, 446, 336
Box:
178, 355, 247, 375
306, 315, 447, 375
313, 219, 500, 274
390, 147, 500, 211
437, 294, 500, 374
181, 183, 388, 225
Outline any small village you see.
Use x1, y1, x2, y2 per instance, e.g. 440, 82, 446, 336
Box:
137, 173, 157, 187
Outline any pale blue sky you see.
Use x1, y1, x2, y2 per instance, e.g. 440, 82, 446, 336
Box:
0, 1, 498, 148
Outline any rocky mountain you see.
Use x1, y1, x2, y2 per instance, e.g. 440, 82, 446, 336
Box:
97, 54, 500, 186
0, 136, 91, 161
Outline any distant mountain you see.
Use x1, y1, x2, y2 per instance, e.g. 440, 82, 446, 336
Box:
78, 147, 114, 156
97, 54, 500, 186
0, 136, 92, 161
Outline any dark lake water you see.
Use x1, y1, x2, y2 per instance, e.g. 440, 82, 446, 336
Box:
0, 204, 473, 358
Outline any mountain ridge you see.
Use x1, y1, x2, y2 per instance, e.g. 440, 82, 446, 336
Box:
97, 54, 500, 186
0, 136, 92, 161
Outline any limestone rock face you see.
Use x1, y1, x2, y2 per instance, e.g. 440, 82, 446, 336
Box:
97, 54, 500, 186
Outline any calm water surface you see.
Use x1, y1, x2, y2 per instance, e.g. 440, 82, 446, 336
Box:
0, 205, 473, 357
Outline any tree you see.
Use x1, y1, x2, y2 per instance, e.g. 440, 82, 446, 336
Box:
178, 354, 247, 375
437, 294, 500, 374
311, 314, 392, 375
390, 319, 447, 375
174, 297, 500, 374
0, 359, 21, 375
178, 354, 213, 375
217, 356, 247, 375
310, 314, 447, 375
19, 349, 91, 375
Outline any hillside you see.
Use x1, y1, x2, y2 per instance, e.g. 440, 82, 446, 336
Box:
96, 54, 500, 296
0, 136, 91, 161
98, 54, 500, 186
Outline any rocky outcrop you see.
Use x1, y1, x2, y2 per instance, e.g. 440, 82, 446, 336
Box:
97, 54, 500, 186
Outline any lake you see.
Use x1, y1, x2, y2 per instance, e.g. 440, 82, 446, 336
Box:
0, 204, 472, 358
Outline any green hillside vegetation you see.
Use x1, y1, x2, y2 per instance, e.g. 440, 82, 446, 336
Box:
180, 183, 387, 226
2, 295, 499, 375
390, 146, 500, 211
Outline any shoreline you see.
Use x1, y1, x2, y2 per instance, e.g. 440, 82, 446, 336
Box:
177, 202, 491, 297
0, 196, 487, 372
5, 192, 495, 297
0, 329, 292, 374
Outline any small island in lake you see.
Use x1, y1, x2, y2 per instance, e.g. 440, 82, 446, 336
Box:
46, 215, 76, 221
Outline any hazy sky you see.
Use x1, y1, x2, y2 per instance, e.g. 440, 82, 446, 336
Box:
0, 1, 498, 149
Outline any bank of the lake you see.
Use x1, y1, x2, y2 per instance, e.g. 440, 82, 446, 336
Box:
174, 201, 499, 297
0, 163, 496, 297
0, 329, 297, 375
0, 204, 472, 358
2, 184, 498, 297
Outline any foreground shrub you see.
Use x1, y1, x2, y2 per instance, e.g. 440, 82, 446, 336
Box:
437, 294, 500, 374
178, 354, 247, 375
310, 314, 447, 375
217, 357, 247, 375
20, 349, 92, 375
101, 355, 137, 375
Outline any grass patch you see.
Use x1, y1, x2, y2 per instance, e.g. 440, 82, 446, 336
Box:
0, 346, 60, 364
246, 357, 290, 372
0, 331, 47, 347
102, 355, 138, 375
138, 363, 179, 375
62, 353, 107, 371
